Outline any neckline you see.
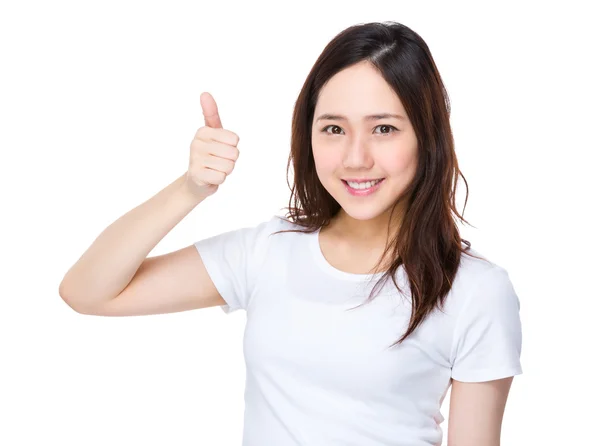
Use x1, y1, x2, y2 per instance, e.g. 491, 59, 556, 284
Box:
310, 225, 388, 282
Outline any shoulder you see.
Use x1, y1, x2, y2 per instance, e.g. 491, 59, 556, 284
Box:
194, 214, 296, 256
455, 247, 509, 287
235, 214, 294, 237
264, 215, 313, 237
443, 247, 519, 315
234, 214, 309, 249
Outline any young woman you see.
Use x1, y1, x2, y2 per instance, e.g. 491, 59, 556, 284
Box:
59, 21, 522, 446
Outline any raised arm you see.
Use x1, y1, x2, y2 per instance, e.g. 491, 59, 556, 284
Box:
59, 92, 240, 316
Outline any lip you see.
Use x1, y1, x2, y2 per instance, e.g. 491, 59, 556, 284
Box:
342, 178, 383, 182
342, 178, 384, 196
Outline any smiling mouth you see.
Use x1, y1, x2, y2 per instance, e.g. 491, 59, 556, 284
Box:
342, 178, 384, 185
342, 178, 385, 191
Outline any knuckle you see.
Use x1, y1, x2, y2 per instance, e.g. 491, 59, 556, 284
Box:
197, 126, 216, 141
190, 145, 205, 161
195, 153, 208, 166
190, 138, 204, 152
190, 161, 203, 175
194, 126, 208, 139
193, 171, 206, 184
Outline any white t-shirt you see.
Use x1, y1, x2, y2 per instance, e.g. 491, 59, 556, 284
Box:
194, 215, 523, 446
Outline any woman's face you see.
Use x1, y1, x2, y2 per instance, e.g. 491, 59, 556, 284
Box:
311, 61, 419, 223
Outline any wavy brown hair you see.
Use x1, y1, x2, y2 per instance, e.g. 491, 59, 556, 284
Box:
272, 21, 488, 348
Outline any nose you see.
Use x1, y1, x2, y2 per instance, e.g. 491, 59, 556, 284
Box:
342, 133, 374, 170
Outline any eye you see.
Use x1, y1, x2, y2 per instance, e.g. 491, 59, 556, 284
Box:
374, 124, 398, 135
320, 124, 399, 135
321, 125, 344, 135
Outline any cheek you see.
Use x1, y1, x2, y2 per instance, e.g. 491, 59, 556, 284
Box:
383, 147, 418, 174
312, 145, 339, 174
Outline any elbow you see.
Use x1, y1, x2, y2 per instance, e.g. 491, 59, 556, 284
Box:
58, 281, 87, 314
59, 291, 84, 314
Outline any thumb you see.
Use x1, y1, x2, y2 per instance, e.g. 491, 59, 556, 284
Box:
200, 92, 223, 129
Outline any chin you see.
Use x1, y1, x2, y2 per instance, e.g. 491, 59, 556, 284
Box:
337, 204, 390, 221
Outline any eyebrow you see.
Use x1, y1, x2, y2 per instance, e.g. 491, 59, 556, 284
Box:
315, 113, 406, 122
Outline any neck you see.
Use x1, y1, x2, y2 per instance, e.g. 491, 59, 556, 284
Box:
328, 206, 404, 247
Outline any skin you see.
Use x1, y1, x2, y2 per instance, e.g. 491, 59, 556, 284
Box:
311, 60, 514, 445
448, 377, 514, 446
311, 60, 418, 251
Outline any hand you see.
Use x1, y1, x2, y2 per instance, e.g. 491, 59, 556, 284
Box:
184, 92, 240, 199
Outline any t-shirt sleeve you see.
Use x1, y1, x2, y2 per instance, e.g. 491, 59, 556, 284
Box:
450, 266, 523, 382
193, 216, 278, 314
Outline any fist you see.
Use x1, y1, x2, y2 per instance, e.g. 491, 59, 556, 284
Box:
185, 92, 240, 199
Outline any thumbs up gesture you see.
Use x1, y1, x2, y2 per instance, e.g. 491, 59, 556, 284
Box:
184, 92, 240, 199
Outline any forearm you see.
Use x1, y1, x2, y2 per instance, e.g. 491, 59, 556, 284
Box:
59, 172, 204, 310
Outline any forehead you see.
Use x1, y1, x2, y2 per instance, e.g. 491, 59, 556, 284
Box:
315, 61, 404, 115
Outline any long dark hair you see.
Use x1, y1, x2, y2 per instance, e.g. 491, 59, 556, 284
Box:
273, 21, 488, 348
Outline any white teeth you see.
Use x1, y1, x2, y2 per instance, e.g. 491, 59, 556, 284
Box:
347, 179, 382, 190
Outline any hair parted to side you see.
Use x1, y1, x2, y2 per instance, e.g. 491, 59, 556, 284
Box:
272, 21, 489, 348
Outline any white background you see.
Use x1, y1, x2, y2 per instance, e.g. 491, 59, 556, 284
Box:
1, 0, 599, 444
